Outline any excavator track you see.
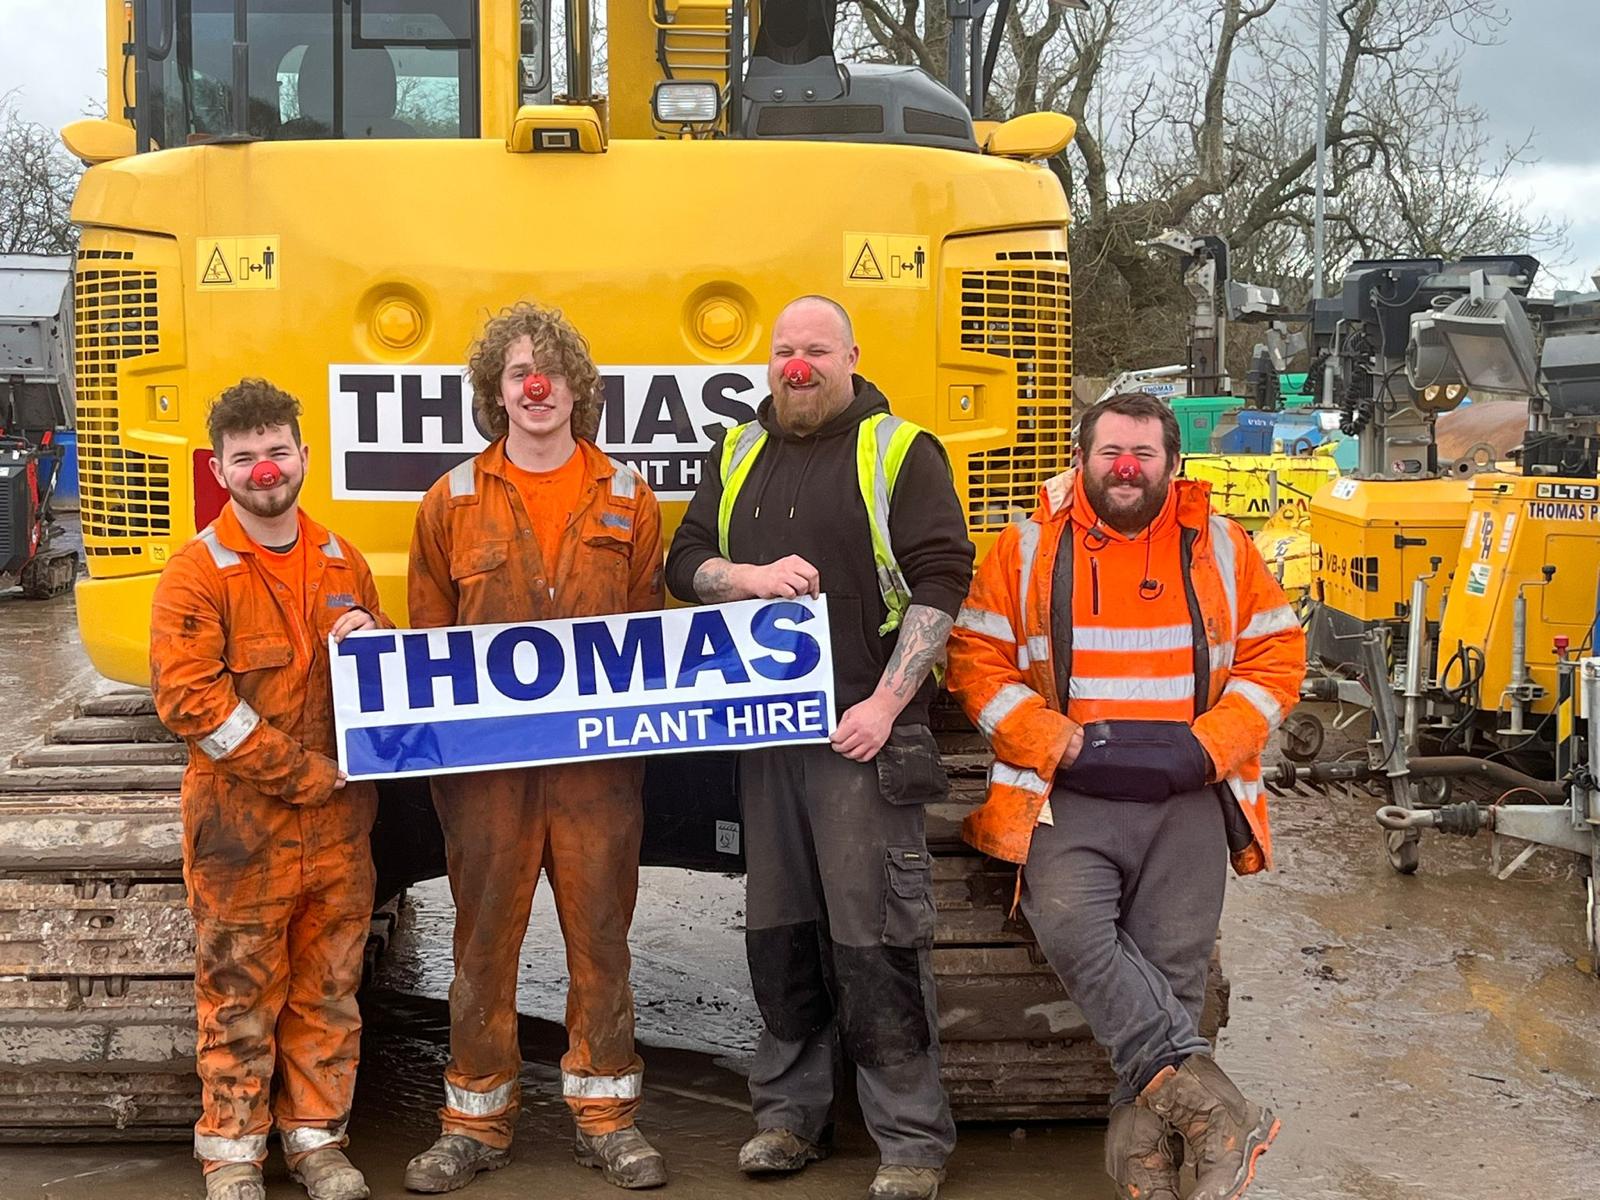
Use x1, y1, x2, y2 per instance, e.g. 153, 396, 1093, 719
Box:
0, 692, 1229, 1139
0, 689, 194, 1141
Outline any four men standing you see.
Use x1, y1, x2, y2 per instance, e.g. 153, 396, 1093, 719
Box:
151, 314, 1297, 1200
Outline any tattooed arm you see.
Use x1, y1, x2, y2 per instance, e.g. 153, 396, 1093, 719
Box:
691, 554, 820, 603
829, 604, 955, 762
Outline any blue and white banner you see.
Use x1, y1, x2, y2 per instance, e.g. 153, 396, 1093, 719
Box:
332, 597, 836, 780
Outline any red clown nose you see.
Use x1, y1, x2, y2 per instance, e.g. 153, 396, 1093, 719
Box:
522, 374, 552, 402
250, 460, 283, 489
1111, 453, 1142, 483
782, 359, 814, 387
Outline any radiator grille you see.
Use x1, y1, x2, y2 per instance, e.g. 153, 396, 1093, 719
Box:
74, 251, 170, 552
960, 251, 1072, 531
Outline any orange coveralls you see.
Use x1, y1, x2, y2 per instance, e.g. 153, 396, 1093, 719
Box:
408, 438, 663, 1148
149, 502, 391, 1172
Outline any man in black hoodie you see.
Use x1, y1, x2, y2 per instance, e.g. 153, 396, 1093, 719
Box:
666, 296, 973, 1200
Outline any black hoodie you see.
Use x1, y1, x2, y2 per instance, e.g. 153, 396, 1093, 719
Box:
666, 375, 975, 723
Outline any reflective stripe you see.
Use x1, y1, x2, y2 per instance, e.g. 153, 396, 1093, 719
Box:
716, 421, 768, 558
1226, 773, 1264, 804
320, 532, 343, 560
861, 414, 922, 635
1074, 623, 1193, 653
444, 1078, 515, 1116
197, 700, 260, 760
198, 527, 240, 569
448, 459, 476, 497
977, 682, 1034, 737
1209, 516, 1238, 636
282, 1124, 345, 1154
562, 1071, 643, 1100
194, 1133, 268, 1163
956, 606, 1014, 642
1225, 677, 1284, 730
990, 760, 1050, 795
599, 511, 632, 532
1016, 520, 1042, 662
1036, 797, 1054, 826
1022, 635, 1050, 667
607, 458, 639, 499
1210, 641, 1236, 671
1239, 605, 1299, 640
1068, 674, 1194, 702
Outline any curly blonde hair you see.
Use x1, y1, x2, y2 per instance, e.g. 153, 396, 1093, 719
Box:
467, 302, 604, 442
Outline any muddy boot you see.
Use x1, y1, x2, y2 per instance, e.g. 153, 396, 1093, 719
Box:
867, 1165, 946, 1199
290, 1147, 370, 1200
403, 1134, 512, 1194
1105, 1103, 1181, 1200
1139, 1055, 1280, 1200
737, 1129, 827, 1175
205, 1164, 266, 1200
574, 1125, 667, 1189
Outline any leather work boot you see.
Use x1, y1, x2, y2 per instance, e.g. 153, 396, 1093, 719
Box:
290, 1147, 370, 1200
403, 1134, 512, 1193
1105, 1103, 1181, 1200
1139, 1055, 1280, 1200
867, 1164, 946, 1199
737, 1128, 828, 1175
574, 1125, 668, 1189
205, 1164, 266, 1200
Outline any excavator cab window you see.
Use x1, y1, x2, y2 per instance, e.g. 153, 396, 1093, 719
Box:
134, 0, 479, 151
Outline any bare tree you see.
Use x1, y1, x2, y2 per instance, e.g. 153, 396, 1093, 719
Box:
839, 0, 1569, 373
0, 92, 82, 255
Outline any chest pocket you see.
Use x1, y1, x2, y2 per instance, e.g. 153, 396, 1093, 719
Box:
581, 507, 636, 558
223, 633, 293, 674
449, 539, 509, 581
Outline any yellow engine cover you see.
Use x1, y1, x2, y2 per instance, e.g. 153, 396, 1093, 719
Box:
1182, 452, 1341, 531
1308, 476, 1475, 625
1435, 476, 1600, 719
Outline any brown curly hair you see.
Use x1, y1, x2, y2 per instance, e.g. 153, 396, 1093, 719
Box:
467, 302, 604, 442
206, 378, 302, 452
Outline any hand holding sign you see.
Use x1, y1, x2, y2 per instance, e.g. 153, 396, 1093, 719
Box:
741, 554, 821, 600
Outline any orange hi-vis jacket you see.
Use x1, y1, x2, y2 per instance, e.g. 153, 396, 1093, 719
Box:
151, 501, 390, 807
945, 469, 1306, 873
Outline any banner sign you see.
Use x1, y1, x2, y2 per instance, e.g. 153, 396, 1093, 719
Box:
332, 597, 836, 780
328, 363, 767, 502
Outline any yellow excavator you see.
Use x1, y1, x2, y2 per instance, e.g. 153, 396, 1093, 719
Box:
1274, 254, 1600, 961
0, 0, 1229, 1141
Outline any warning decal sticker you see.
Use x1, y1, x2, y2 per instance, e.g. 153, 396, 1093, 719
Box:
197, 236, 281, 291
842, 232, 930, 289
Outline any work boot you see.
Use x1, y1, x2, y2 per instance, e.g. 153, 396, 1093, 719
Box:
867, 1164, 946, 1199
290, 1147, 370, 1200
1139, 1055, 1280, 1200
1105, 1103, 1181, 1200
403, 1134, 512, 1194
574, 1125, 668, 1189
205, 1164, 266, 1200
737, 1128, 828, 1175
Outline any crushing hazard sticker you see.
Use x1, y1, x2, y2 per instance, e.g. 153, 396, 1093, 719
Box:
842, 231, 930, 289
197, 236, 281, 291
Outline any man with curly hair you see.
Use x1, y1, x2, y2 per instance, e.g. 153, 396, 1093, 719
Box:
150, 380, 391, 1200
403, 303, 666, 1194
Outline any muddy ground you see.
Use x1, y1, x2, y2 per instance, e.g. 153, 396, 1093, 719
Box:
2, 538, 1598, 1199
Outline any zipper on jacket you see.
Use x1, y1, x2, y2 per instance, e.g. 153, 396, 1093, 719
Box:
1090, 555, 1100, 616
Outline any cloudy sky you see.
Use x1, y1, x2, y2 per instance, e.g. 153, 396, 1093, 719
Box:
3, 0, 1595, 288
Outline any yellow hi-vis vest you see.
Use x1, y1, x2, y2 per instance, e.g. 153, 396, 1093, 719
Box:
717, 413, 925, 635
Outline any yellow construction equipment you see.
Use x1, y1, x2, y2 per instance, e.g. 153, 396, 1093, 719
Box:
0, 0, 1235, 1142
